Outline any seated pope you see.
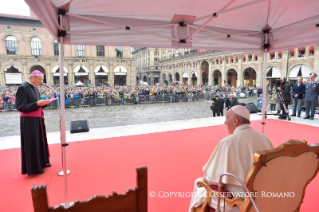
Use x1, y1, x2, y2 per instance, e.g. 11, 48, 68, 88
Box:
189, 105, 274, 212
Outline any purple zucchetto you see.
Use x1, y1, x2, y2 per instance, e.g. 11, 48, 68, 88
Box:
31, 70, 42, 74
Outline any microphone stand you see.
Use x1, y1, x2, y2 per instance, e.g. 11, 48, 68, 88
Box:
42, 83, 70, 176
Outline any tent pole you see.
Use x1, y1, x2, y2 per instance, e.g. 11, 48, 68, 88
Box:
58, 13, 70, 208
261, 32, 269, 133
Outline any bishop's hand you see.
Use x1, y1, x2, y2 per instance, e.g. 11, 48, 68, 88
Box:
37, 100, 50, 106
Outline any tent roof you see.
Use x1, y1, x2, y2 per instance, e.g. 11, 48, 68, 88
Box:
25, 0, 319, 52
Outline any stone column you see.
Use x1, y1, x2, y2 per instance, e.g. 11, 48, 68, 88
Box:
68, 60, 74, 86
281, 50, 289, 80
89, 60, 94, 86
313, 45, 319, 74
305, 46, 309, 58
197, 61, 202, 85
45, 60, 51, 85
256, 53, 263, 87
208, 60, 212, 86
222, 57, 226, 86
109, 61, 114, 85
187, 70, 191, 85
22, 60, 28, 82
237, 54, 243, 87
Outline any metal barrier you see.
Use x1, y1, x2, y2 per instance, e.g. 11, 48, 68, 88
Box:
37, 92, 225, 110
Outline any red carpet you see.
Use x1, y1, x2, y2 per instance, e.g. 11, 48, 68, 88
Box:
0, 119, 318, 212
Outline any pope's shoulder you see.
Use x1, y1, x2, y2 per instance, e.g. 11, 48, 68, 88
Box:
219, 126, 269, 145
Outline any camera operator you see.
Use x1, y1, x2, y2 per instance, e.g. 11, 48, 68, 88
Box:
210, 94, 221, 117
276, 77, 291, 119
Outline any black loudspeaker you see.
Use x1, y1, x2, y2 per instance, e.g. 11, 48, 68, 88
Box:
239, 102, 258, 113
70, 120, 89, 133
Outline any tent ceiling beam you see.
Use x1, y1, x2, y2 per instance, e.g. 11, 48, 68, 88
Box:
231, 37, 263, 46
186, 0, 237, 41
271, 26, 316, 46
188, 25, 227, 37
45, 0, 61, 31
66, 12, 177, 42
67, 28, 122, 35
192, 36, 225, 42
194, 0, 267, 22
273, 14, 319, 32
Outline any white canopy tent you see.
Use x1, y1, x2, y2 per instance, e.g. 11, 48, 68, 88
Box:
74, 80, 85, 86
24, 0, 319, 207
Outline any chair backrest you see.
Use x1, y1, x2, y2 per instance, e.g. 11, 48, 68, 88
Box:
31, 167, 147, 212
244, 140, 319, 212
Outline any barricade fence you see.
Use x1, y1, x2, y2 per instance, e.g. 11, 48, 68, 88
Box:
0, 92, 254, 111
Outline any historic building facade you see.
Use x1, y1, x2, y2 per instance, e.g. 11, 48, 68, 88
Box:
160, 47, 319, 87
0, 13, 136, 87
132, 47, 162, 85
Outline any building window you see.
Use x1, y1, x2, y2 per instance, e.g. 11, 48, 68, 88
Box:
298, 47, 305, 57
5, 36, 17, 55
115, 46, 123, 58
53, 40, 59, 56
76, 45, 85, 57
96, 46, 105, 57
31, 37, 42, 56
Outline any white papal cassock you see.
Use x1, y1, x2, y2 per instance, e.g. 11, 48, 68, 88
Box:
189, 124, 273, 212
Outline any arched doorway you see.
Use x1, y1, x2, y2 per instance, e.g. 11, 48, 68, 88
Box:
74, 65, 89, 85
30, 65, 46, 83
175, 72, 180, 82
226, 69, 237, 87
212, 69, 222, 86
201, 61, 209, 85
114, 66, 127, 85
289, 65, 311, 85
163, 73, 168, 85
191, 71, 197, 85
266, 66, 281, 87
182, 72, 188, 85
136, 76, 139, 84
168, 73, 173, 85
52, 65, 68, 85
94, 65, 108, 86
143, 76, 147, 82
243, 67, 256, 87
4, 65, 23, 85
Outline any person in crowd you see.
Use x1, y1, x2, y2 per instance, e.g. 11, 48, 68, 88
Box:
257, 94, 263, 112
188, 105, 273, 212
304, 72, 319, 120
230, 93, 239, 109
15, 70, 51, 175
269, 91, 277, 112
277, 77, 292, 119
211, 94, 221, 117
291, 77, 305, 117
219, 94, 225, 116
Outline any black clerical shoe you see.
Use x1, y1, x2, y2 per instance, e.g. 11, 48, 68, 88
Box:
33, 170, 44, 174
291, 114, 296, 117
303, 116, 310, 119
46, 163, 52, 167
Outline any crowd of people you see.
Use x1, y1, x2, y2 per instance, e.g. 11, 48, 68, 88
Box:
0, 84, 263, 111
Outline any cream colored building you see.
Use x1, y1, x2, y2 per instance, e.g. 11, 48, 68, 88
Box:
132, 47, 162, 85
160, 47, 319, 87
0, 12, 136, 87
